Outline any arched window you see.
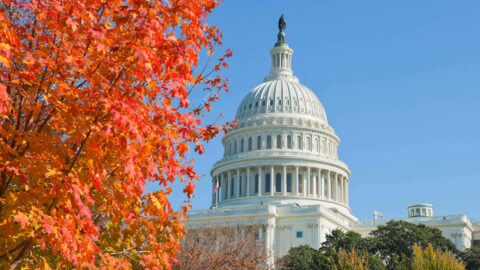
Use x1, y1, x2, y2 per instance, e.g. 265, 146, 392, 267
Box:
262, 100, 266, 106
255, 174, 259, 194
248, 137, 252, 151
277, 98, 282, 105
287, 173, 292, 192
240, 139, 244, 152
298, 174, 303, 193
287, 135, 292, 149
276, 135, 282, 149
297, 136, 302, 150
315, 138, 320, 152
228, 142, 232, 155
230, 176, 235, 197
257, 136, 262, 150
266, 135, 272, 149
307, 137, 312, 151
269, 99, 273, 106
234, 140, 237, 154
275, 173, 281, 193
265, 173, 271, 193
322, 140, 326, 154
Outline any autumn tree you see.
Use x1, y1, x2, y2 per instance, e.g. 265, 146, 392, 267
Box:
174, 225, 266, 269
0, 0, 233, 268
412, 244, 465, 270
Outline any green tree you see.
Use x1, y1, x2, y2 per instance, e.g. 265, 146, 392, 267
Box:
279, 245, 333, 270
460, 246, 480, 270
369, 221, 458, 269
321, 229, 370, 254
320, 229, 385, 270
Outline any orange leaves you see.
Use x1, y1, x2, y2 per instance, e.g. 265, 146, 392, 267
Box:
0, 0, 231, 268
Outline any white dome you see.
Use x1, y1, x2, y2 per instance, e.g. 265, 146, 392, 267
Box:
208, 19, 350, 214
235, 79, 328, 122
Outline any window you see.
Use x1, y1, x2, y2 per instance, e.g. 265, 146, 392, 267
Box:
287, 135, 292, 149
315, 138, 319, 152
234, 141, 237, 154
248, 137, 252, 151
307, 137, 312, 151
296, 231, 303, 238
298, 174, 303, 193
257, 136, 262, 150
266, 135, 272, 149
240, 139, 244, 152
262, 100, 266, 106
255, 174, 259, 193
230, 177, 234, 196
249, 103, 252, 109
255, 102, 259, 107
297, 136, 302, 150
239, 176, 243, 197
277, 99, 282, 105
276, 135, 282, 149
324, 177, 328, 197
265, 173, 271, 193
287, 173, 292, 192
228, 142, 231, 155
286, 99, 290, 105
270, 99, 273, 106
275, 173, 281, 193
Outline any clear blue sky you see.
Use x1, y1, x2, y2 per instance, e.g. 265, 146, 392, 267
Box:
153, 1, 480, 222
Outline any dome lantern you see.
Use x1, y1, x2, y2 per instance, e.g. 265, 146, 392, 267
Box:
264, 15, 299, 83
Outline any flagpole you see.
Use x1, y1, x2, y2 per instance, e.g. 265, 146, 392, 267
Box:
215, 173, 219, 208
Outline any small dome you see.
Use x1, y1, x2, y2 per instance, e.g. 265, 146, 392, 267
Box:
235, 79, 328, 122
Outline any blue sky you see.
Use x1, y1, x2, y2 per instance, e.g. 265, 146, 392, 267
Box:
155, 1, 480, 221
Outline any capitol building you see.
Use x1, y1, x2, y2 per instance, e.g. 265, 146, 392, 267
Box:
186, 16, 479, 262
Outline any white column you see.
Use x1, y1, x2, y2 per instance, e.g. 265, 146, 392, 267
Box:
334, 172, 339, 202
294, 166, 299, 196
307, 167, 311, 197
227, 171, 231, 200
345, 177, 350, 205
270, 165, 274, 196
258, 166, 263, 197
246, 167, 251, 197
327, 171, 331, 200
319, 168, 323, 199
235, 168, 240, 198
282, 165, 287, 196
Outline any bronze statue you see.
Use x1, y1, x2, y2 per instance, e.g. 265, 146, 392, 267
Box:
278, 14, 286, 33
275, 14, 287, 47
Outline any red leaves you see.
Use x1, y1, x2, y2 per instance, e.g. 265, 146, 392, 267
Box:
0, 0, 233, 268
183, 182, 196, 199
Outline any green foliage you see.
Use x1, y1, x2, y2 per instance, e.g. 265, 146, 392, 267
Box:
279, 245, 333, 270
280, 221, 463, 270
460, 246, 480, 270
369, 221, 458, 268
412, 243, 465, 270
321, 229, 370, 254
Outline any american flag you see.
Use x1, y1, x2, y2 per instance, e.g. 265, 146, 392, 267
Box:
213, 179, 219, 194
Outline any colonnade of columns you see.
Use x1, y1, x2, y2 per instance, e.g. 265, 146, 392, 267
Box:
211, 165, 349, 207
